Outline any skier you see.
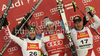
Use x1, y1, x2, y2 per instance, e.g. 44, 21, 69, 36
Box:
40, 16, 73, 56
71, 6, 100, 56
5, 25, 48, 56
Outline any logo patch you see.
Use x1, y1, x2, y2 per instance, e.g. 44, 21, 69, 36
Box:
50, 35, 58, 40
27, 43, 39, 50
77, 31, 89, 40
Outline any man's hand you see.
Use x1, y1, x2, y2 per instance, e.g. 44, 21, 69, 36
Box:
0, 15, 8, 30
85, 6, 94, 17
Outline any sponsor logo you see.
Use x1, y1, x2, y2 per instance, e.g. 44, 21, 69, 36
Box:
46, 40, 63, 47
7, 46, 18, 54
97, 47, 100, 52
77, 30, 89, 40
93, 35, 100, 42
33, 11, 44, 19
45, 39, 65, 55
82, 0, 92, 5
50, 35, 58, 40
65, 2, 76, 10
2, 0, 38, 11
54, 20, 60, 27
27, 43, 39, 50
50, 7, 58, 15
3, 36, 9, 42
2, 0, 24, 11
65, 44, 70, 49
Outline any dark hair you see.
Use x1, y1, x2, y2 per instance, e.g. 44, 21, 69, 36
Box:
73, 16, 82, 23
44, 16, 49, 19
73, 16, 81, 20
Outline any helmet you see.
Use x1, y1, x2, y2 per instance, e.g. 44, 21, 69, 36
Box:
27, 25, 36, 31
44, 17, 54, 26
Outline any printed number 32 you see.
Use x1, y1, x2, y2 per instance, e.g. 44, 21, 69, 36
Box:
80, 39, 88, 44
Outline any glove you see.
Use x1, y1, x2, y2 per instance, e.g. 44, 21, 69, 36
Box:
1, 15, 8, 26
83, 15, 89, 26
0, 16, 8, 30
2, 17, 8, 26
85, 6, 94, 17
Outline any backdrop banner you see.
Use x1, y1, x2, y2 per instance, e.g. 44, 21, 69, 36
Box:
0, 0, 100, 56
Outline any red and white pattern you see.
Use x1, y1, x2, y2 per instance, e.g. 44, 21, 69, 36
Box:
0, 0, 100, 56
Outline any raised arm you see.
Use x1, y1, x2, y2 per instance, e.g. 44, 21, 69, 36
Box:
85, 6, 100, 29
91, 15, 100, 29
6, 26, 24, 47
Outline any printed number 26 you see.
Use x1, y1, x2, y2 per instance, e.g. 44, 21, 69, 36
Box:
29, 51, 37, 56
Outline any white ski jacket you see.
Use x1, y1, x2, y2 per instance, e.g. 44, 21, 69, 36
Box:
71, 15, 100, 56
6, 26, 47, 56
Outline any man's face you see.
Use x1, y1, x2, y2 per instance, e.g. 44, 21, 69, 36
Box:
74, 17, 83, 30
74, 21, 83, 30
28, 30, 36, 39
46, 24, 55, 33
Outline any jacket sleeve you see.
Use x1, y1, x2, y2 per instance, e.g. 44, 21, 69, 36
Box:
91, 15, 100, 29
41, 42, 48, 55
7, 26, 24, 47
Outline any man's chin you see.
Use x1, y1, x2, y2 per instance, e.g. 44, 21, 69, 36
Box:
77, 28, 83, 30
29, 36, 35, 38
30, 37, 35, 39
48, 31, 54, 33
47, 30, 55, 34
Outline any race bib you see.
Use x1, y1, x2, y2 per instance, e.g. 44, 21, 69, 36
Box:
45, 39, 65, 55
76, 30, 93, 50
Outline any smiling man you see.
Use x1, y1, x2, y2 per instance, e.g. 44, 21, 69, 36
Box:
40, 17, 71, 56
73, 16, 83, 30
27, 25, 37, 40
71, 6, 100, 56
6, 25, 48, 56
